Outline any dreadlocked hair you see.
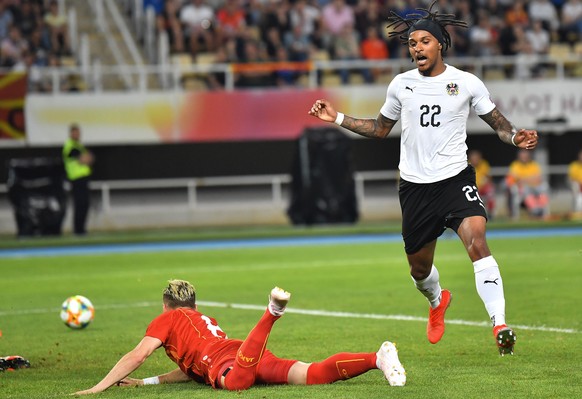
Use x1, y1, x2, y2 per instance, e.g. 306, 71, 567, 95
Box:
386, 0, 468, 52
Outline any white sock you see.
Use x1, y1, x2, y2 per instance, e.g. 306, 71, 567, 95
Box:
474, 256, 506, 326
413, 265, 442, 309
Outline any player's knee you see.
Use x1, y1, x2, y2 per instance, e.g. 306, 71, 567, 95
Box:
223, 373, 254, 391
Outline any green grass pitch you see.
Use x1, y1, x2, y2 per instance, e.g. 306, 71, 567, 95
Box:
1, 227, 581, 399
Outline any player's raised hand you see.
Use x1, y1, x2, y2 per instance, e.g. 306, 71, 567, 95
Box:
308, 99, 337, 123
513, 129, 539, 150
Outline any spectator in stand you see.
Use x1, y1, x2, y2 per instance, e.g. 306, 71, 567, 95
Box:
1, 25, 28, 67
561, 0, 582, 42
528, 0, 560, 37
504, 0, 529, 28
264, 26, 284, 59
354, 0, 385, 41
284, 24, 312, 62
321, 0, 354, 49
0, 0, 14, 40
360, 26, 389, 81
469, 10, 498, 57
180, 0, 215, 55
289, 0, 320, 41
260, 0, 291, 41
236, 40, 274, 88
44, 0, 70, 55
525, 19, 550, 76
568, 149, 582, 214
468, 150, 496, 219
273, 46, 298, 86
143, 0, 165, 16
14, 0, 39, 39
216, 0, 247, 45
157, 0, 184, 53
506, 149, 549, 220
332, 24, 372, 84
27, 26, 50, 66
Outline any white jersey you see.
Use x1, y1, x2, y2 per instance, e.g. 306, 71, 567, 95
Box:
380, 65, 496, 183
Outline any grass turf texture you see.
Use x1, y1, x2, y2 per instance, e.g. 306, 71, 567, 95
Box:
1, 228, 581, 398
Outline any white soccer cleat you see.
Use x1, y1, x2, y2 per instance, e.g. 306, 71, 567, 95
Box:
376, 341, 406, 387
268, 287, 291, 316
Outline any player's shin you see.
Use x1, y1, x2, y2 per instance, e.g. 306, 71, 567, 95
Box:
473, 256, 506, 326
306, 353, 377, 384
413, 265, 442, 308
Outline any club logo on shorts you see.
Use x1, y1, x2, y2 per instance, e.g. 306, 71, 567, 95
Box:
446, 82, 459, 96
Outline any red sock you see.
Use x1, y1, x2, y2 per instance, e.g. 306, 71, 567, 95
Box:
306, 352, 377, 384
224, 309, 278, 390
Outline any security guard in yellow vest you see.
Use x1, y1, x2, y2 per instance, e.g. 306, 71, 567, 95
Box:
63, 123, 93, 235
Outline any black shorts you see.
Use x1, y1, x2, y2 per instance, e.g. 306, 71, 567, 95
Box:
399, 165, 488, 255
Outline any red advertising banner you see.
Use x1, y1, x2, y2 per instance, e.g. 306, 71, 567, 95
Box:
0, 72, 26, 140
177, 88, 335, 142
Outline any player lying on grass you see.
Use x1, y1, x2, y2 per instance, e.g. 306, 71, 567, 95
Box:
74, 279, 406, 394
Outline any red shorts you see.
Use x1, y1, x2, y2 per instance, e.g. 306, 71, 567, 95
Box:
212, 349, 297, 389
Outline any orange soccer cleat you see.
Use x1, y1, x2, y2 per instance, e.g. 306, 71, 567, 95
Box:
427, 289, 452, 344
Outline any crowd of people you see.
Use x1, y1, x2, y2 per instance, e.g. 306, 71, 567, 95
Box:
469, 147, 582, 220
145, 0, 582, 87
0, 0, 72, 91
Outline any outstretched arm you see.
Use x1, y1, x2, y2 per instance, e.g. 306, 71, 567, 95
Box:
479, 107, 538, 149
74, 336, 162, 395
118, 367, 192, 387
308, 99, 397, 139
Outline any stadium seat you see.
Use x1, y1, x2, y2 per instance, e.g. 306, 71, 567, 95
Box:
196, 52, 217, 65
484, 68, 506, 80
548, 43, 572, 62
321, 74, 342, 87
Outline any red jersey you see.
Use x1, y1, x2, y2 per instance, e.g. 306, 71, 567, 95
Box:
146, 308, 243, 386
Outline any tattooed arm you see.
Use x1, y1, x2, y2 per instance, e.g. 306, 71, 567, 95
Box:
308, 99, 397, 139
479, 107, 539, 150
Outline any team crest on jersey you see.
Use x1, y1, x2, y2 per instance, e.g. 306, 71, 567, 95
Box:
446, 82, 459, 96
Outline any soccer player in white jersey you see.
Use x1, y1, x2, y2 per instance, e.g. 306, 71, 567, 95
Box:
308, 1, 539, 355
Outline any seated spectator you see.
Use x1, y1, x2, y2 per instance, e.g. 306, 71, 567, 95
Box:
332, 24, 372, 84
469, 150, 497, 218
273, 46, 298, 86
1, 25, 28, 67
321, 0, 354, 49
289, 0, 321, 41
528, 0, 560, 37
180, 0, 215, 55
470, 10, 498, 57
235, 40, 274, 88
560, 0, 582, 42
360, 26, 389, 81
157, 0, 184, 53
506, 150, 550, 220
505, 0, 529, 28
0, 0, 13, 41
354, 0, 385, 41
215, 0, 246, 45
284, 25, 312, 62
568, 148, 582, 214
44, 0, 70, 55
14, 0, 40, 39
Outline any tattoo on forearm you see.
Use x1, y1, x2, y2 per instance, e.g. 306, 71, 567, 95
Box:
341, 115, 393, 139
480, 108, 515, 145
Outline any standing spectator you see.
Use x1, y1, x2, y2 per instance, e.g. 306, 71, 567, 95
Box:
180, 0, 215, 55
568, 149, 582, 214
62, 123, 94, 236
44, 0, 70, 55
525, 20, 550, 75
14, 0, 39, 38
469, 150, 496, 219
506, 150, 549, 219
561, 0, 582, 42
355, 0, 385, 41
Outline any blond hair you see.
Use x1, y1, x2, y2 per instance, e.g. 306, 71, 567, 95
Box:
163, 279, 196, 309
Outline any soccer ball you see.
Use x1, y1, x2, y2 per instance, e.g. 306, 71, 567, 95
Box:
60, 295, 94, 329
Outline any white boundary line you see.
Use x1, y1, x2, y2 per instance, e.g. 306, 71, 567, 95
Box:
1, 300, 577, 335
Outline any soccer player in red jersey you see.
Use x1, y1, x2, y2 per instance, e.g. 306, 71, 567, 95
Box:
74, 279, 405, 394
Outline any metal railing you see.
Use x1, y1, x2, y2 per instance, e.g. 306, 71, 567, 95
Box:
16, 53, 582, 94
